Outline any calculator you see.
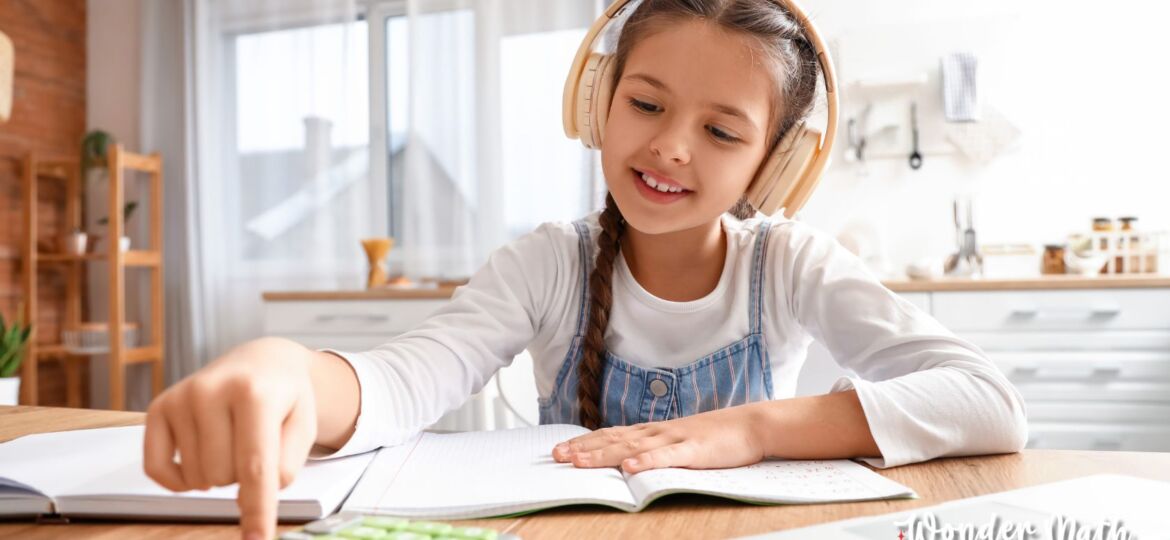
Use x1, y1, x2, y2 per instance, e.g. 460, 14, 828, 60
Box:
277, 512, 522, 540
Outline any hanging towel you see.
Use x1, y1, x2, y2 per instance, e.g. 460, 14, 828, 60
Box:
943, 105, 1021, 163
941, 52, 979, 122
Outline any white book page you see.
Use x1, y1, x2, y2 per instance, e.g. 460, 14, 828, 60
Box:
0, 425, 374, 519
0, 486, 52, 516
343, 424, 637, 518
0, 425, 143, 498
625, 459, 916, 509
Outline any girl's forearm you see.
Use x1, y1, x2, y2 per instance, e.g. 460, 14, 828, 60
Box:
309, 350, 361, 451
748, 390, 882, 460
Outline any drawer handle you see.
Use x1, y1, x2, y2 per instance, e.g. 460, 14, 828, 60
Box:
1011, 366, 1039, 377
1009, 306, 1122, 319
315, 314, 391, 324
1091, 438, 1123, 451
1010, 365, 1122, 379
1091, 366, 1122, 378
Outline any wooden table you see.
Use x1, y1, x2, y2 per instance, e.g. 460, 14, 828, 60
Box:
3, 405, 1170, 539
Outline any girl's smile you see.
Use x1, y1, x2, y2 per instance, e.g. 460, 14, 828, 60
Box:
631, 167, 694, 204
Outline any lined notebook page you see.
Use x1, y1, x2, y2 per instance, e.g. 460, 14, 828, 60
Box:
343, 424, 638, 518
626, 459, 916, 507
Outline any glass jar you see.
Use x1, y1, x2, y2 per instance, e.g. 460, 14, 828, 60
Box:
1042, 244, 1066, 275
1092, 217, 1113, 273
1119, 216, 1141, 272
1092, 217, 1113, 247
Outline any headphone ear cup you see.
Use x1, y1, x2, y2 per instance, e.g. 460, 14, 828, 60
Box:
745, 126, 801, 207
575, 53, 615, 149
593, 54, 617, 147
747, 126, 823, 217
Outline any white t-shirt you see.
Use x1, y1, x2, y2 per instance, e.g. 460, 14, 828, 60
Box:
326, 212, 1028, 468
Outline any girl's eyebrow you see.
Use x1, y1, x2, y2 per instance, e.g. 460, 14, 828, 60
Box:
623, 72, 759, 134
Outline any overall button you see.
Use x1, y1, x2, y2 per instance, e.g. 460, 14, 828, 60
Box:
649, 379, 669, 397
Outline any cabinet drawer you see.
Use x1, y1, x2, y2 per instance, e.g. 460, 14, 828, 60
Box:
960, 330, 1170, 352
1027, 422, 1170, 452
263, 300, 447, 335
1025, 401, 1170, 423
993, 350, 1170, 383
1011, 380, 1170, 403
933, 289, 1170, 331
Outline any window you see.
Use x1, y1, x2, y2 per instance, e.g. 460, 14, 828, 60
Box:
228, 19, 376, 270
223, 2, 597, 277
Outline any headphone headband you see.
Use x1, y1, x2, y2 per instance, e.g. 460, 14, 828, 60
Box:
562, 0, 838, 218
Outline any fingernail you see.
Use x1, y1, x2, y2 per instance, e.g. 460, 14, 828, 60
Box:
245, 532, 263, 540
555, 443, 569, 453
625, 458, 639, 468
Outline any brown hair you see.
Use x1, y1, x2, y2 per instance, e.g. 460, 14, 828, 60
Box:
576, 0, 822, 429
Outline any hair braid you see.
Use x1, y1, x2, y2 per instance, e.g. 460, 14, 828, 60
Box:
577, 193, 625, 429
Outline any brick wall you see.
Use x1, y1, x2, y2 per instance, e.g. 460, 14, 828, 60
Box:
0, 0, 88, 407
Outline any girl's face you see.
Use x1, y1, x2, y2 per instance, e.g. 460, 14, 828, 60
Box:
601, 19, 775, 235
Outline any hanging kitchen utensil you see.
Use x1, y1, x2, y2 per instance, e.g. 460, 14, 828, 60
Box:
845, 118, 859, 163
908, 102, 923, 170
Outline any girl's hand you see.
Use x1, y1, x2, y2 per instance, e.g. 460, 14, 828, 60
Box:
551, 404, 767, 474
143, 337, 320, 540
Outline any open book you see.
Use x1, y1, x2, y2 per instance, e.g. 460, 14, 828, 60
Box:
0, 425, 374, 521
342, 424, 917, 519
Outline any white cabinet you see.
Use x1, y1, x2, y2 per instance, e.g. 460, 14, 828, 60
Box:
932, 289, 1170, 452
797, 287, 1170, 452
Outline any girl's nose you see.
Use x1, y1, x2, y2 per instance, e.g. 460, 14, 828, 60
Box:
649, 127, 691, 166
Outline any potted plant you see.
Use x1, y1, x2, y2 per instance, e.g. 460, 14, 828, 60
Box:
80, 130, 124, 252
0, 308, 32, 406
81, 130, 114, 175
96, 201, 138, 251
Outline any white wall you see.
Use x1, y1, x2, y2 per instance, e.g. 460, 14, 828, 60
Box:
87, 0, 149, 410
87, 0, 141, 147
795, 0, 1170, 277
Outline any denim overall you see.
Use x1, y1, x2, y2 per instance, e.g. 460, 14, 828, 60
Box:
538, 218, 775, 427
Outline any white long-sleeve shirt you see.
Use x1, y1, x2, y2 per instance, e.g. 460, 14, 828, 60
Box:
323, 211, 1028, 468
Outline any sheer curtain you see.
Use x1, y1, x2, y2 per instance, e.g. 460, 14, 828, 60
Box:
157, 0, 601, 378
379, 0, 602, 279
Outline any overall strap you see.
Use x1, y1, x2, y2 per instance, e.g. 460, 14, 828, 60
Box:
571, 220, 594, 339
747, 219, 773, 336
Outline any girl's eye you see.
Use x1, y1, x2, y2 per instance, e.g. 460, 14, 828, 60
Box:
707, 125, 741, 143
628, 97, 661, 114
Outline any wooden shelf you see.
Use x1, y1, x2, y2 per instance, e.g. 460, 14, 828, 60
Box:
35, 250, 161, 267
21, 146, 166, 410
36, 344, 162, 364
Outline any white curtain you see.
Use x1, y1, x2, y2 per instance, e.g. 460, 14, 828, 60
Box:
384, 0, 602, 278
141, 0, 601, 384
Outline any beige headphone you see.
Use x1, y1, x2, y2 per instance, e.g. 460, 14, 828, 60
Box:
562, 0, 838, 218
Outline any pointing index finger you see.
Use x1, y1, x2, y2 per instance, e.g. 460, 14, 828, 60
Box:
233, 392, 282, 540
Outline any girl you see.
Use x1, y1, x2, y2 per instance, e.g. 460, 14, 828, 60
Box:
144, 1, 1027, 539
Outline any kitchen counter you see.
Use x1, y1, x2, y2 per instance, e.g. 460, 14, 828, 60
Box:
262, 274, 1170, 301
263, 284, 465, 301
884, 274, 1170, 292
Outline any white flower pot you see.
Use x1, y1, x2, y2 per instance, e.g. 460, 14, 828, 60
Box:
0, 377, 19, 406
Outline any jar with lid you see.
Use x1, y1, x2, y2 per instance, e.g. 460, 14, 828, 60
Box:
1042, 244, 1066, 275
1119, 216, 1148, 273
1092, 217, 1113, 247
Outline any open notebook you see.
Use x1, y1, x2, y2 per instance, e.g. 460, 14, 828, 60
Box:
0, 425, 374, 521
341, 424, 917, 519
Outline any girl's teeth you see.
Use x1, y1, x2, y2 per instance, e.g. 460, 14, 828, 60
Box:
640, 172, 683, 193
